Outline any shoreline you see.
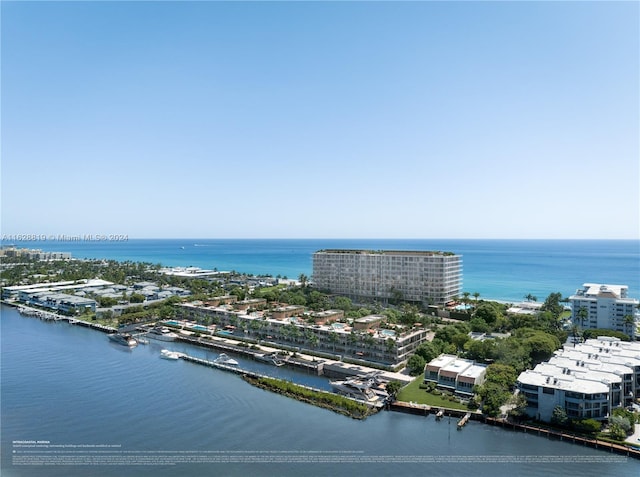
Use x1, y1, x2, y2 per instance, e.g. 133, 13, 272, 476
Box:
3, 302, 640, 457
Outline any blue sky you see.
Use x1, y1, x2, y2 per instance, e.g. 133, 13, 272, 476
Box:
1, 1, 638, 239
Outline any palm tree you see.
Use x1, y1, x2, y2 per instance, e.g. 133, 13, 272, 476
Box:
298, 274, 308, 289
623, 314, 635, 338
462, 292, 471, 308
576, 307, 588, 329
472, 292, 480, 306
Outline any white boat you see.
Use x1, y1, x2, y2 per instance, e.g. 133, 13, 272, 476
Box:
160, 349, 182, 360
108, 332, 138, 347
215, 353, 239, 366
147, 327, 179, 342
255, 352, 287, 366
330, 377, 381, 402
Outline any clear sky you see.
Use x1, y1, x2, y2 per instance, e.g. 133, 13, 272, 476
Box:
1, 1, 638, 239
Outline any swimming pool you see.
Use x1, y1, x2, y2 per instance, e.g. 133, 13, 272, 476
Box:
164, 320, 181, 327
190, 324, 210, 332
380, 329, 396, 338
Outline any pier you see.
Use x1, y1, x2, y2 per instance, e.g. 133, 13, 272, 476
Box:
174, 334, 325, 375
11, 303, 118, 333
390, 400, 481, 420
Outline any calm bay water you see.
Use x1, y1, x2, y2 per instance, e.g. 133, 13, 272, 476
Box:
4, 238, 639, 302
1, 305, 637, 476
2, 239, 639, 475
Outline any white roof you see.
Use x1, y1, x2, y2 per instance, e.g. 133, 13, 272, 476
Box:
518, 369, 609, 395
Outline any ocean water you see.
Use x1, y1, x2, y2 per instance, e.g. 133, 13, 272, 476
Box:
3, 238, 639, 302
1, 305, 637, 477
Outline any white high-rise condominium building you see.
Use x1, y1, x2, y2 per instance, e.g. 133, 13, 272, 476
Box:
569, 283, 639, 340
312, 249, 462, 305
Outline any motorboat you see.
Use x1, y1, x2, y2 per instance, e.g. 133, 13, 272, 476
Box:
108, 332, 138, 347
214, 353, 239, 366
146, 326, 179, 342
160, 349, 182, 360
255, 352, 287, 366
330, 377, 381, 402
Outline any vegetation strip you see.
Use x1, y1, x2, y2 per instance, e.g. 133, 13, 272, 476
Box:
242, 375, 376, 420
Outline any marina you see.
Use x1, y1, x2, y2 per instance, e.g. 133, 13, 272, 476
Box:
3, 299, 640, 477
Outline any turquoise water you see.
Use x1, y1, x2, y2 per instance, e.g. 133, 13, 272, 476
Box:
2, 306, 637, 476
3, 239, 638, 302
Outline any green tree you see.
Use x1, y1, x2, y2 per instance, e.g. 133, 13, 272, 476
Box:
541, 292, 564, 318
608, 423, 627, 441
550, 406, 569, 427
333, 296, 352, 312
474, 303, 501, 326
414, 341, 440, 363
129, 293, 145, 304
623, 314, 635, 338
464, 339, 496, 362
476, 382, 510, 417
519, 330, 561, 365
452, 333, 470, 352
385, 380, 403, 398
484, 363, 517, 390
469, 317, 490, 333
407, 354, 426, 376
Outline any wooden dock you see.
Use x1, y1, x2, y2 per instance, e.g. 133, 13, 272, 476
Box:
174, 335, 323, 375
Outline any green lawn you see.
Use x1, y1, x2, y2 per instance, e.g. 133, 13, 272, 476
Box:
396, 377, 469, 411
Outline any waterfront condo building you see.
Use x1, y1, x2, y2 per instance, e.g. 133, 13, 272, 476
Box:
517, 336, 640, 421
569, 283, 639, 340
312, 249, 462, 306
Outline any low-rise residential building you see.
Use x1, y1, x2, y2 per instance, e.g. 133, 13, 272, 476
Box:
353, 315, 384, 330
517, 368, 610, 422
177, 302, 428, 366
234, 298, 267, 311
308, 309, 344, 325
517, 336, 640, 422
272, 305, 305, 320
424, 354, 487, 396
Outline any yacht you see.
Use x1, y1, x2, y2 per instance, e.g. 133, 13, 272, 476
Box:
146, 326, 179, 342
255, 352, 287, 366
160, 349, 182, 360
214, 353, 239, 366
108, 332, 138, 347
330, 377, 381, 402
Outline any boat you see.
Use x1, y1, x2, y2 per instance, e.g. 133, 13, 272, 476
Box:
330, 377, 382, 403
108, 332, 138, 347
457, 412, 471, 429
146, 326, 179, 342
255, 352, 287, 366
214, 353, 239, 366
435, 409, 444, 420
160, 349, 182, 360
